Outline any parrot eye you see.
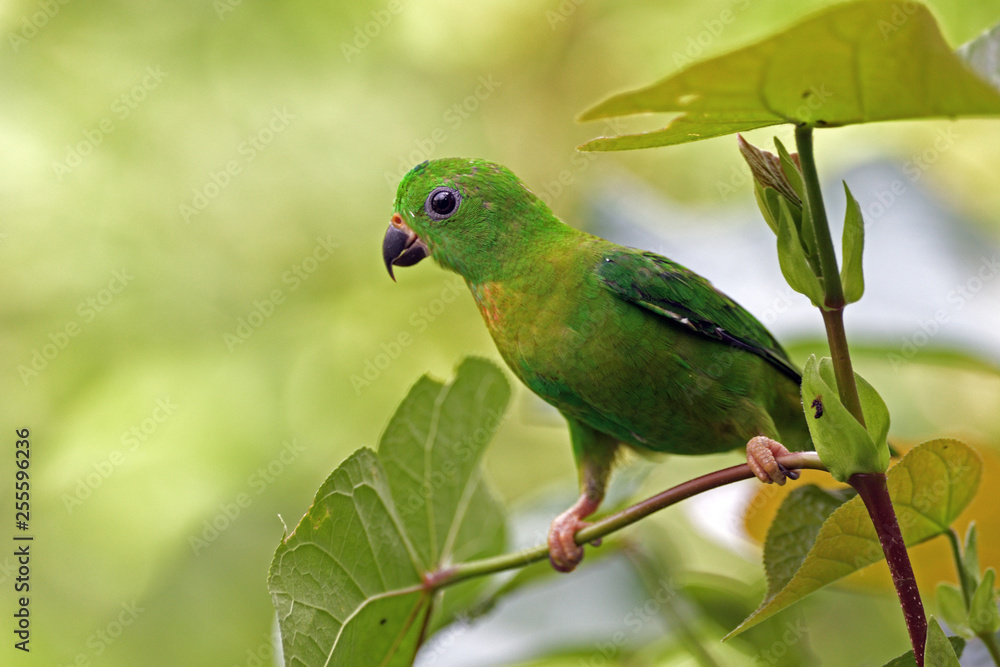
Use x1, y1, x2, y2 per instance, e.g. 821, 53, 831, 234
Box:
425, 187, 461, 220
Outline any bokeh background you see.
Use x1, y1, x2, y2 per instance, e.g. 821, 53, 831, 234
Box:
4, 0, 1000, 665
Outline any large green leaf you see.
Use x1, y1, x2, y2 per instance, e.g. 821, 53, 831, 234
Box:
379, 358, 510, 574
761, 485, 852, 597
268, 358, 510, 666
579, 1, 1000, 150
728, 438, 981, 638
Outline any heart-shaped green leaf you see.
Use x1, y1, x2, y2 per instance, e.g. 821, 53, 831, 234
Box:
729, 438, 981, 638
268, 358, 510, 666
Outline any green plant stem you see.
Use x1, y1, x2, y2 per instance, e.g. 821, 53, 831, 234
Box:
945, 529, 1000, 666
821, 308, 866, 427
980, 631, 1000, 667
794, 125, 866, 426
946, 528, 974, 606
796, 124, 926, 665
794, 125, 842, 307
423, 452, 826, 590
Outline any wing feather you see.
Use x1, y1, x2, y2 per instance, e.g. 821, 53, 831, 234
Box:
596, 249, 801, 382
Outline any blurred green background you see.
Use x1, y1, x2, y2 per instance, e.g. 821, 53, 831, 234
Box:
4, 0, 1000, 665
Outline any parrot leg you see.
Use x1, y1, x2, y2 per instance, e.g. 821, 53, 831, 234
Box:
746, 435, 800, 485
549, 420, 619, 573
548, 493, 602, 573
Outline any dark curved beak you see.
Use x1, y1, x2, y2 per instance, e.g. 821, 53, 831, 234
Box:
383, 213, 429, 281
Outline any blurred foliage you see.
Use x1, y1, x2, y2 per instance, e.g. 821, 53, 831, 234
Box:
3, 0, 1000, 666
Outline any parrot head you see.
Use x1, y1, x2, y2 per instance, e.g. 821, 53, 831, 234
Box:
383, 157, 556, 282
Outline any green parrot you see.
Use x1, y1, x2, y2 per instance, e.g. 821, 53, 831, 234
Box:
382, 158, 811, 572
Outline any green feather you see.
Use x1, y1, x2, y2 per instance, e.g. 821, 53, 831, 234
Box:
596, 250, 801, 383
389, 157, 810, 472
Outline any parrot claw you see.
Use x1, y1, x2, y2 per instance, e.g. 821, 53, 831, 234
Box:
548, 494, 602, 573
746, 436, 798, 485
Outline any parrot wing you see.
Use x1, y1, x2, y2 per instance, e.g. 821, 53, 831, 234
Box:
596, 249, 801, 382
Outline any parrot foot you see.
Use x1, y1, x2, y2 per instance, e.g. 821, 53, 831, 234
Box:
548, 494, 602, 573
746, 436, 800, 485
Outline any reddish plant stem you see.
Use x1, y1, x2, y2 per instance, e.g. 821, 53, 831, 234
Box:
796, 125, 926, 662
851, 472, 927, 666
424, 453, 826, 591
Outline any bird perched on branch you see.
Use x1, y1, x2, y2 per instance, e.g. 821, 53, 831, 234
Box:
383, 158, 810, 572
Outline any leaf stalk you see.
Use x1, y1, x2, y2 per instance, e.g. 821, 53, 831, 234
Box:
426, 453, 826, 590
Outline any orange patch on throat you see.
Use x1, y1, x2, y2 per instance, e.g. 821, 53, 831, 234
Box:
472, 282, 504, 328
